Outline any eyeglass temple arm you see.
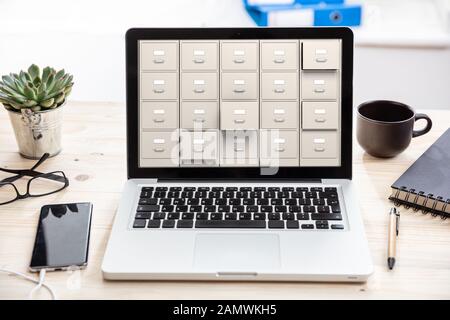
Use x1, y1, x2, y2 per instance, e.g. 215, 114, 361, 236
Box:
0, 153, 49, 182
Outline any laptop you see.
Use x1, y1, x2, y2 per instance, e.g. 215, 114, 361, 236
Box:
102, 27, 373, 281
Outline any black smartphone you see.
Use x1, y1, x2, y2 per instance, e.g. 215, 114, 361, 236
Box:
29, 202, 93, 272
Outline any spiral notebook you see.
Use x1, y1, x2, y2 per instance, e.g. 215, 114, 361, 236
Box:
389, 128, 450, 218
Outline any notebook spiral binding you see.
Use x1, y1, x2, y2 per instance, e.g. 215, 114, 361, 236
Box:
392, 186, 449, 220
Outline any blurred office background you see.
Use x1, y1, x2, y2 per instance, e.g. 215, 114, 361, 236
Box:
1, 0, 449, 109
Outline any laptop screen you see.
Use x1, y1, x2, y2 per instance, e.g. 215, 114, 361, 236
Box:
126, 28, 353, 179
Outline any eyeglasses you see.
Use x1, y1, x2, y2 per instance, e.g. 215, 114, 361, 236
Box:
0, 153, 69, 205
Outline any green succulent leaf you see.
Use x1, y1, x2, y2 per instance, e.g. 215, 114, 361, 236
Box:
42, 67, 52, 84
28, 64, 40, 80
55, 69, 65, 80
40, 98, 54, 108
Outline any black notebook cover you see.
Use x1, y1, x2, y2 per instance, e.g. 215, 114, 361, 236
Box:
390, 128, 450, 214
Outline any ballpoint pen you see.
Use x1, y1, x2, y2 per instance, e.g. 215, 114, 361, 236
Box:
387, 207, 400, 270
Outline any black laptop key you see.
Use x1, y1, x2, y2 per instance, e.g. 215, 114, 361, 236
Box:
137, 205, 159, 212
167, 212, 180, 220
204, 205, 216, 212
198, 187, 210, 191
275, 206, 287, 213
218, 205, 231, 213
257, 198, 269, 205
316, 224, 329, 230
311, 213, 342, 221
196, 213, 209, 220
313, 198, 326, 206
183, 187, 196, 191
181, 191, 193, 198
133, 219, 147, 228
253, 213, 266, 220
331, 224, 344, 230
187, 198, 199, 205
159, 198, 172, 205
209, 191, 220, 198
243, 198, 255, 205
303, 205, 316, 213
254, 187, 266, 191
225, 213, 237, 220
289, 206, 302, 212
311, 187, 323, 192
260, 205, 273, 213
161, 205, 174, 212
331, 205, 341, 213
195, 191, 207, 198
296, 187, 308, 192
286, 220, 299, 229
250, 191, 262, 198
139, 198, 158, 205
226, 187, 238, 191
223, 191, 234, 198
173, 198, 185, 205
285, 199, 297, 205
215, 198, 227, 205
142, 187, 154, 192
301, 224, 314, 229
140, 191, 151, 198
282, 213, 295, 220
240, 187, 252, 192
268, 187, 280, 192
236, 192, 248, 198
271, 199, 282, 205
189, 205, 202, 212
201, 198, 213, 205
317, 205, 331, 214
152, 212, 165, 220
282, 187, 294, 192
264, 191, 275, 198
212, 187, 224, 191
232, 205, 245, 213
169, 187, 182, 192
162, 220, 175, 228
177, 220, 193, 228
305, 192, 316, 198
210, 213, 223, 220
291, 192, 303, 198
167, 191, 179, 198
328, 199, 339, 206
268, 220, 284, 229
147, 220, 161, 228
296, 213, 309, 220
298, 198, 311, 205
182, 213, 194, 220
277, 191, 289, 198
246, 205, 258, 213
153, 191, 166, 198
239, 213, 251, 220
135, 212, 151, 219
156, 186, 168, 192
175, 205, 188, 212
196, 220, 266, 229
229, 199, 241, 205
268, 213, 280, 220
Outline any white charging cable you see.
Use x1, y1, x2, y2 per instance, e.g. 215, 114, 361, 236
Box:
0, 268, 56, 300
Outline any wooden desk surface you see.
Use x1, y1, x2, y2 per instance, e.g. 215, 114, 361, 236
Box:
0, 102, 449, 300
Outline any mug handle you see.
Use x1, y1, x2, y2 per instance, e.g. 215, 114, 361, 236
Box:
412, 113, 432, 138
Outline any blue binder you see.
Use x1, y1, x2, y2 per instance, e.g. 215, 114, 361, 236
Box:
245, 3, 362, 27
243, 0, 344, 8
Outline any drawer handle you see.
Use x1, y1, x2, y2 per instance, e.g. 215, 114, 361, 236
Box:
233, 58, 245, 64
233, 88, 246, 93
153, 88, 165, 93
275, 146, 285, 152
153, 147, 165, 152
193, 118, 205, 123
153, 118, 165, 123
273, 58, 285, 63
234, 119, 245, 124
315, 118, 326, 123
274, 88, 285, 93
315, 57, 328, 63
274, 118, 285, 123
314, 147, 325, 152
153, 58, 165, 64
193, 58, 205, 64
314, 88, 325, 93
194, 88, 205, 93
234, 146, 245, 152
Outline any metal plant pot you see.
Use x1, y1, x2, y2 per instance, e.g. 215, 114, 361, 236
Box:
7, 105, 64, 159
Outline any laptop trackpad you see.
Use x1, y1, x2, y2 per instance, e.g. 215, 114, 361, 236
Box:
193, 233, 281, 272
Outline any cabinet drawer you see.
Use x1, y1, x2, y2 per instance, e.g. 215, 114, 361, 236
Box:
140, 41, 178, 71
181, 101, 218, 129
221, 101, 259, 130
140, 73, 178, 100
221, 73, 258, 100
301, 71, 337, 100
301, 131, 337, 159
261, 41, 299, 70
181, 73, 218, 100
141, 131, 179, 159
221, 41, 259, 71
261, 101, 298, 129
141, 101, 178, 129
180, 130, 219, 165
181, 41, 218, 71
261, 73, 298, 100
302, 101, 338, 130
302, 40, 340, 70
221, 130, 258, 160
260, 130, 298, 159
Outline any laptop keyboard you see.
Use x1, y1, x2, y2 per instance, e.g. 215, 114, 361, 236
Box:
132, 186, 344, 230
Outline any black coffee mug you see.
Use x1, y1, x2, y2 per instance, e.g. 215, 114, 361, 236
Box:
357, 100, 432, 158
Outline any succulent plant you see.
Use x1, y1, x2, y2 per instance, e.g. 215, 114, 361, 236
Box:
0, 64, 73, 112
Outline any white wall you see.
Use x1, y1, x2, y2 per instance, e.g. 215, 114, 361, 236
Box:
1, 0, 449, 108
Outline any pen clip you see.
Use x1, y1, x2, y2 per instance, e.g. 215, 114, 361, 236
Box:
391, 207, 400, 236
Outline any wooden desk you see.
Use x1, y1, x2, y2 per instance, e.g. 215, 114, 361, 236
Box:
0, 102, 449, 299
